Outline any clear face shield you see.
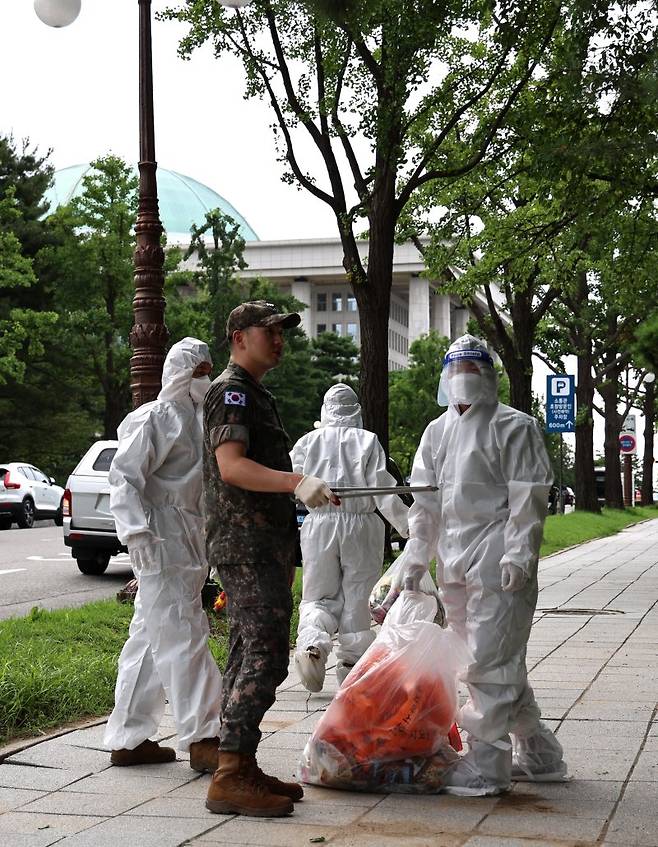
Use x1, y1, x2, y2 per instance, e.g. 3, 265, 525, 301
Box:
437, 347, 496, 407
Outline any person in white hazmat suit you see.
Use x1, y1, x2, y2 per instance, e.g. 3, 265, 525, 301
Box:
394, 335, 567, 795
291, 383, 410, 691
104, 337, 223, 772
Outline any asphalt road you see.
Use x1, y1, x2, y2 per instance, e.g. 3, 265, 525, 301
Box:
0, 521, 133, 620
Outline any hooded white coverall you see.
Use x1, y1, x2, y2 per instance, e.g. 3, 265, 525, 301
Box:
291, 384, 409, 679
103, 338, 222, 753
400, 335, 566, 794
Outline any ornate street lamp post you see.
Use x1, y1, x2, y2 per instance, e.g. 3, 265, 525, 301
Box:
35, 0, 248, 406
35, 0, 168, 408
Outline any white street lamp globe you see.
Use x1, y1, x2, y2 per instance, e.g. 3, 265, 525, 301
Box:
217, 0, 253, 8
645, 372, 656, 384
34, 0, 81, 27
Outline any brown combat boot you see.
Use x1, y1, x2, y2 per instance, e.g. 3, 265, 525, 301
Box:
251, 760, 304, 801
206, 751, 293, 817
189, 737, 220, 773
110, 739, 176, 766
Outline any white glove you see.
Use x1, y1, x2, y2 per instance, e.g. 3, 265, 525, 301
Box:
294, 475, 335, 509
501, 563, 528, 592
128, 532, 162, 573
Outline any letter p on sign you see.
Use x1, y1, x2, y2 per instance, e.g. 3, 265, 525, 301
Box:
551, 377, 570, 396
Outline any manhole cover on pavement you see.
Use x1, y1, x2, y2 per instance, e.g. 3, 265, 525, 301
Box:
537, 607, 624, 616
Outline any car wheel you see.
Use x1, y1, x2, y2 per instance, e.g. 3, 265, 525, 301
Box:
76, 553, 110, 576
17, 498, 35, 529
0, 516, 11, 530
54, 499, 64, 527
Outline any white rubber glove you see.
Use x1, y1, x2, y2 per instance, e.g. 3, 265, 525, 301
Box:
501, 563, 528, 592
294, 475, 335, 508
128, 532, 162, 572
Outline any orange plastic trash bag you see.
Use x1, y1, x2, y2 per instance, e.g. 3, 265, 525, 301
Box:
299, 589, 472, 793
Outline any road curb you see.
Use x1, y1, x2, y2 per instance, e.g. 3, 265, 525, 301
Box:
0, 715, 108, 763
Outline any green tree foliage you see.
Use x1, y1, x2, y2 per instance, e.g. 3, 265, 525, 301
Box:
162, 0, 612, 450
0, 188, 55, 385
388, 332, 450, 474
183, 209, 247, 364
40, 155, 138, 439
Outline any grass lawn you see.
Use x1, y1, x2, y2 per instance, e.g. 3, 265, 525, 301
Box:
0, 573, 304, 748
540, 505, 658, 557
1, 509, 656, 748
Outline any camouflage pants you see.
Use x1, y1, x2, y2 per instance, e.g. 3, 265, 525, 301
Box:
216, 558, 293, 754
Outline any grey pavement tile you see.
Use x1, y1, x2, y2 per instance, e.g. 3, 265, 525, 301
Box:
630, 751, 658, 781
476, 806, 606, 842
511, 778, 622, 803
566, 749, 637, 781
299, 785, 384, 807
224, 800, 367, 827
0, 834, 64, 847
604, 781, 658, 846
103, 758, 195, 780
0, 787, 47, 813
359, 792, 496, 835
568, 702, 655, 721
463, 838, 585, 847
167, 775, 211, 800
0, 763, 93, 792
8, 740, 114, 772
125, 796, 210, 818
49, 814, 217, 847
191, 818, 338, 845
258, 731, 309, 751
260, 712, 311, 732
19, 790, 145, 817
0, 810, 107, 836
327, 827, 462, 847
262, 699, 315, 713
59, 769, 194, 799
506, 781, 616, 819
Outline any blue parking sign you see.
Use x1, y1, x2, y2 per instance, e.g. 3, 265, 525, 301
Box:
546, 375, 575, 433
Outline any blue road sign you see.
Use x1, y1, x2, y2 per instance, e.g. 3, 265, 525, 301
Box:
546, 375, 575, 433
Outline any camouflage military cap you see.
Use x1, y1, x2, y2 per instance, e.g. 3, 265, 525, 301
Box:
226, 301, 301, 337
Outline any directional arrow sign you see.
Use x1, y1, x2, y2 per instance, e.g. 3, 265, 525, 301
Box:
619, 433, 637, 454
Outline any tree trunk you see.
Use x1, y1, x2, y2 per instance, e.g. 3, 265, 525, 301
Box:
641, 379, 655, 505
354, 201, 395, 450
572, 272, 600, 513
506, 288, 535, 414
599, 376, 624, 509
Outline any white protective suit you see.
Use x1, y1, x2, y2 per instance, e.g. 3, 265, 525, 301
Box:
104, 338, 222, 753
291, 384, 409, 685
399, 335, 566, 794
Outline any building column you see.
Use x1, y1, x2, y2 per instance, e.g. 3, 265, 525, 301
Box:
291, 277, 312, 337
408, 276, 430, 345
431, 293, 451, 339
452, 305, 469, 338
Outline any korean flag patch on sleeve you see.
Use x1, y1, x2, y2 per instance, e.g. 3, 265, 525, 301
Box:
225, 390, 247, 407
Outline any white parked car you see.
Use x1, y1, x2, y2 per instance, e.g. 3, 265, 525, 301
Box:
63, 440, 127, 575
0, 462, 65, 529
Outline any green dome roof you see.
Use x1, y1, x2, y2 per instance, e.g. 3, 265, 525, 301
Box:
44, 164, 259, 242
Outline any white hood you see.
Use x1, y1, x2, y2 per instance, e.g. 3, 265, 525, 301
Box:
320, 383, 363, 428
158, 337, 212, 405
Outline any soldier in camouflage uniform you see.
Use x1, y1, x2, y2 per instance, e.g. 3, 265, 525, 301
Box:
203, 301, 338, 817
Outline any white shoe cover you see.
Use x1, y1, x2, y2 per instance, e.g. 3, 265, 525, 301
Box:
441, 755, 505, 797
295, 647, 326, 693
512, 723, 569, 782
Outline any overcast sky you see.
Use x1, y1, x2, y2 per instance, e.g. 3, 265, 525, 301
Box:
3, 0, 336, 241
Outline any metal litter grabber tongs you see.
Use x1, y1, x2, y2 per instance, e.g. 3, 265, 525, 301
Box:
331, 485, 438, 498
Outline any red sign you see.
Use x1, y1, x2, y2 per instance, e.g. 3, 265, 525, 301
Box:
619, 433, 637, 454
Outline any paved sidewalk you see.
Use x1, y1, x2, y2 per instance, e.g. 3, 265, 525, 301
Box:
1, 520, 657, 847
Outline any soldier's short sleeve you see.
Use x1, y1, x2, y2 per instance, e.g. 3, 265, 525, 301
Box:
204, 383, 251, 450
